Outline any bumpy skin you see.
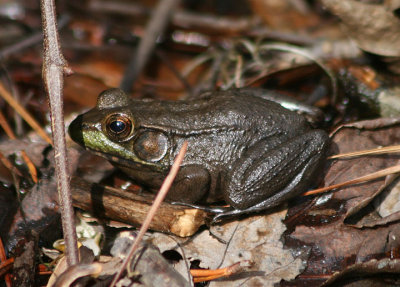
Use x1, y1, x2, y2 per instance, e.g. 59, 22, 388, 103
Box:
69, 88, 329, 220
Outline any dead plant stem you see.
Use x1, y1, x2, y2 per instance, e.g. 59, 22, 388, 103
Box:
119, 0, 181, 92
110, 141, 188, 287
40, 0, 78, 266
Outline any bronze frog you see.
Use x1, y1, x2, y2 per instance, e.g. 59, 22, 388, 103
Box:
69, 88, 329, 221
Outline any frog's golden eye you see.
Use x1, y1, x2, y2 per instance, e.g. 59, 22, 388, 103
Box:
105, 114, 133, 141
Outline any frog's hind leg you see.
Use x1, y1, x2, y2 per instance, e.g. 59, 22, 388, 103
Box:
217, 130, 329, 222
212, 165, 311, 222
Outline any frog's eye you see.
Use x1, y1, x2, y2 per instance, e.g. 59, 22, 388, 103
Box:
105, 114, 133, 141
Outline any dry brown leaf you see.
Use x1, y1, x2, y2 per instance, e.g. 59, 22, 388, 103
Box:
285, 118, 400, 285
324, 118, 400, 220
322, 0, 400, 56
152, 209, 306, 286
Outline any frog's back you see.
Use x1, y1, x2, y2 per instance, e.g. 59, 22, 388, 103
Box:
134, 89, 308, 137
130, 90, 311, 171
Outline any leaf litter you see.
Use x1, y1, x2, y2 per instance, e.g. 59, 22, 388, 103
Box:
2, 1, 400, 286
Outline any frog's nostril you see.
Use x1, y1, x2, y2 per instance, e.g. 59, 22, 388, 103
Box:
68, 115, 84, 146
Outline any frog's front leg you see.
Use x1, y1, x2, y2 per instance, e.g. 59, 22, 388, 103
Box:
215, 130, 329, 222
167, 165, 211, 204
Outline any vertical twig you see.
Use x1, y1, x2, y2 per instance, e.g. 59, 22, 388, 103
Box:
40, 0, 79, 266
110, 142, 188, 287
119, 0, 181, 93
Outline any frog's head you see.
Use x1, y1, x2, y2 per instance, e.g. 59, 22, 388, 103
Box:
69, 89, 167, 170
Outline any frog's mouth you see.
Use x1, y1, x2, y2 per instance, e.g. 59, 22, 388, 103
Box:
69, 112, 171, 173
69, 115, 85, 147
69, 114, 166, 171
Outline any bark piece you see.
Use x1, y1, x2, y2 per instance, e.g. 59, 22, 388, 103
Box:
70, 177, 207, 237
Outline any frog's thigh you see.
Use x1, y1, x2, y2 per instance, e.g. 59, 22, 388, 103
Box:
225, 130, 328, 210
167, 165, 210, 203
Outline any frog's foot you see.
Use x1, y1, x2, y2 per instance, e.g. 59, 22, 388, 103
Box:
170, 202, 231, 214
210, 188, 292, 223
211, 209, 251, 223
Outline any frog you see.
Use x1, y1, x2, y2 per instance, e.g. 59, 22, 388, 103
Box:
69, 88, 330, 222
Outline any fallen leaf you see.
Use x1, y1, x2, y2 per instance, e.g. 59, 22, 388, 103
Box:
153, 208, 306, 286
322, 0, 400, 56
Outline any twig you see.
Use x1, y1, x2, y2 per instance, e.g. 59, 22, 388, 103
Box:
70, 176, 207, 236
89, 0, 259, 35
328, 144, 400, 159
0, 151, 23, 178
20, 151, 38, 183
0, 83, 52, 145
110, 141, 188, 287
0, 237, 12, 287
0, 15, 70, 59
40, 0, 79, 266
0, 111, 38, 182
119, 0, 181, 92
0, 258, 14, 279
303, 164, 400, 196
191, 260, 252, 283
0, 111, 15, 139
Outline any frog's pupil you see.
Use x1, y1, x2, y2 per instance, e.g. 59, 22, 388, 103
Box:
110, 120, 126, 133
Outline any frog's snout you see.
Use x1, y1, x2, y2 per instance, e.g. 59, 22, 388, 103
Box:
69, 115, 84, 147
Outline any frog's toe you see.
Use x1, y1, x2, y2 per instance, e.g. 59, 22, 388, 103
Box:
211, 209, 248, 223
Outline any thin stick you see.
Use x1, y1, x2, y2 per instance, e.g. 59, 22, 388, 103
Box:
0, 237, 12, 287
40, 0, 79, 266
329, 145, 400, 159
303, 164, 400, 196
0, 111, 38, 182
191, 261, 252, 283
89, 0, 259, 36
0, 111, 15, 139
0, 15, 69, 59
0, 83, 52, 145
0, 258, 14, 279
110, 141, 188, 287
0, 151, 23, 177
20, 150, 38, 183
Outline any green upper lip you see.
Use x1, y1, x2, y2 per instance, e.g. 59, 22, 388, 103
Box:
68, 115, 166, 171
